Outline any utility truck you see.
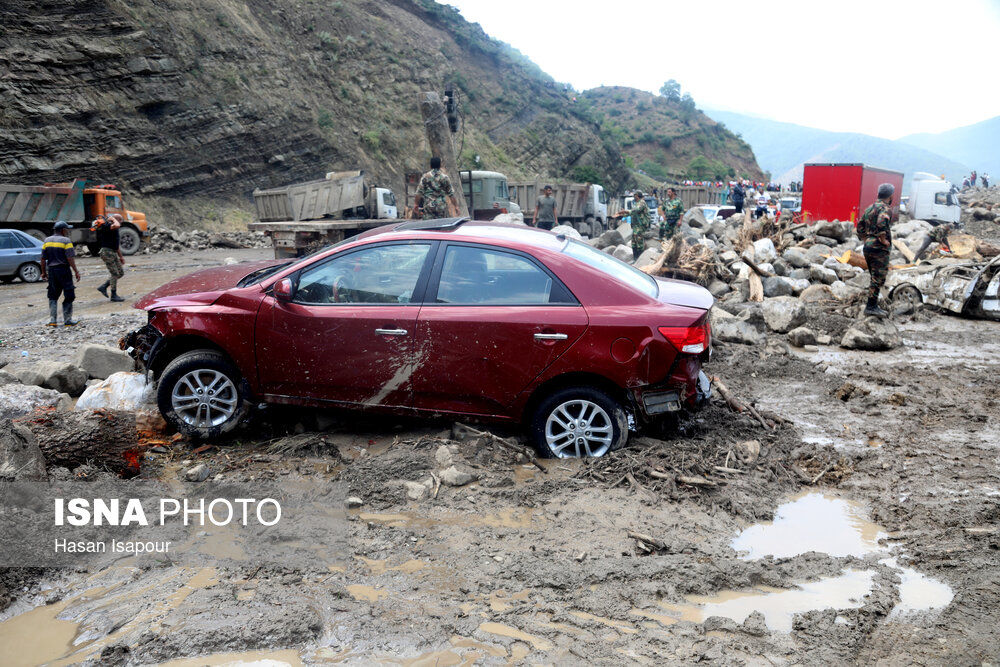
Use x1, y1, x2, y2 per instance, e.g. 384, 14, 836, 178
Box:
0, 179, 149, 255
908, 172, 961, 224
249, 170, 398, 258
508, 180, 608, 236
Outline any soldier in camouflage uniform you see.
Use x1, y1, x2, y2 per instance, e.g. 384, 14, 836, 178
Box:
659, 187, 684, 240
624, 191, 650, 258
913, 223, 955, 260
856, 183, 895, 317
414, 156, 459, 220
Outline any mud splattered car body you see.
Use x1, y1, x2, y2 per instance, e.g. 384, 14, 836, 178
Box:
885, 255, 1000, 320
123, 220, 713, 455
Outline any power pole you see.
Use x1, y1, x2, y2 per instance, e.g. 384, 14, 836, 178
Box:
418, 91, 469, 218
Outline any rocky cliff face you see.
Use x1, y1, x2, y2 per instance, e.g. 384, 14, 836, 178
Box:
0, 0, 630, 214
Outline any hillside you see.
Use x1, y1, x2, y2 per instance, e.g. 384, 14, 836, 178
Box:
581, 87, 764, 183
705, 109, 970, 192
901, 116, 1000, 179
0, 0, 632, 224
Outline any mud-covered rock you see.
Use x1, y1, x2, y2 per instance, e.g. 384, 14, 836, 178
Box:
594, 229, 624, 250
72, 344, 134, 379
184, 463, 211, 482
840, 318, 901, 350
800, 285, 835, 302
0, 420, 47, 481
713, 318, 765, 345
762, 297, 807, 333
787, 327, 817, 347
16, 361, 87, 396
439, 465, 477, 486
0, 370, 18, 386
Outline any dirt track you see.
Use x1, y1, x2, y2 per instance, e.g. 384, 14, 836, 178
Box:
0, 250, 998, 665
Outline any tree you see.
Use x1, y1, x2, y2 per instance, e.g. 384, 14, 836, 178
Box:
687, 155, 712, 180
679, 93, 696, 112
659, 79, 681, 102
571, 165, 604, 186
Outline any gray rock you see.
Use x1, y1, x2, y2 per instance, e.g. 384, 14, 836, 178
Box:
789, 278, 811, 295
808, 264, 838, 285
817, 334, 833, 345
345, 496, 364, 508
707, 280, 730, 297
0, 370, 18, 386
708, 220, 727, 238
634, 247, 662, 267
806, 244, 831, 263
751, 238, 777, 263
762, 296, 808, 333
815, 220, 851, 242
0, 420, 47, 481
439, 465, 478, 487
847, 272, 871, 290
787, 327, 817, 347
736, 304, 767, 331
800, 284, 835, 302
892, 220, 931, 237
703, 616, 740, 633
16, 361, 88, 396
789, 268, 811, 281
403, 481, 427, 501
616, 222, 633, 243
813, 235, 839, 247
741, 610, 769, 636
719, 250, 739, 264
681, 207, 707, 229
594, 229, 624, 250
712, 319, 765, 345
435, 445, 453, 468
830, 281, 860, 300
0, 384, 71, 420
550, 224, 582, 240
761, 276, 795, 297
841, 318, 901, 350
184, 463, 211, 482
771, 258, 790, 276
782, 247, 811, 268
72, 344, 134, 380
612, 245, 634, 263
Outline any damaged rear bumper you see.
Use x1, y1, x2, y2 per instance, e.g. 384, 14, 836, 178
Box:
632, 370, 712, 420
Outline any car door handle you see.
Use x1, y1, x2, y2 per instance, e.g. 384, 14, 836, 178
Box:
375, 328, 407, 336
534, 333, 568, 340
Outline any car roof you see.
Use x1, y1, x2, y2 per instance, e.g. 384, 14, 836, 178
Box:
356, 220, 570, 253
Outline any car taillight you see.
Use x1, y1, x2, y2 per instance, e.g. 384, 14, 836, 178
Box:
659, 322, 709, 354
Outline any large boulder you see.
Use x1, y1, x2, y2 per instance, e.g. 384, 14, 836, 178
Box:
841, 318, 901, 350
808, 264, 838, 285
806, 244, 831, 263
681, 207, 708, 229
550, 224, 582, 240
787, 327, 817, 347
72, 344, 134, 380
713, 318, 765, 345
0, 420, 47, 481
892, 220, 931, 237
762, 296, 808, 333
16, 361, 88, 396
0, 370, 18, 386
594, 228, 624, 250
815, 220, 851, 242
616, 222, 633, 243
782, 247, 811, 268
635, 247, 662, 268
789, 268, 811, 281
751, 238, 777, 263
0, 384, 72, 420
612, 245, 634, 263
707, 280, 731, 297
829, 281, 861, 300
800, 284, 835, 302
761, 276, 795, 297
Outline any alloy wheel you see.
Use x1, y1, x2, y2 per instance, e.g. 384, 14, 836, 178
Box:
170, 369, 238, 428
544, 399, 614, 458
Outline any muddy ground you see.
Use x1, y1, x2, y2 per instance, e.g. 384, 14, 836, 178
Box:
0, 249, 998, 665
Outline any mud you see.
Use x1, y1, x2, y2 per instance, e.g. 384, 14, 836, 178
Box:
1, 251, 999, 665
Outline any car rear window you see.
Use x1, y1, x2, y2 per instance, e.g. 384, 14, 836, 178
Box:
562, 240, 658, 297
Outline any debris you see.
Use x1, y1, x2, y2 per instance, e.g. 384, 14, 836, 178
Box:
438, 465, 478, 487
0, 384, 72, 420
185, 463, 211, 482
787, 327, 817, 347
16, 409, 138, 473
840, 318, 901, 351
678, 474, 717, 487
403, 481, 427, 501
435, 444, 453, 468
0, 420, 47, 481
736, 440, 761, 464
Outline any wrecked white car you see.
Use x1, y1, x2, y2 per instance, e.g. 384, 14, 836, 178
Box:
885, 255, 1000, 319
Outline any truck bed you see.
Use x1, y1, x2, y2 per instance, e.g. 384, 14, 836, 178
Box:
248, 219, 389, 233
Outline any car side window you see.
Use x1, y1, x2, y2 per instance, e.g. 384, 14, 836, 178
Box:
434, 245, 573, 305
294, 243, 430, 305
0, 233, 15, 250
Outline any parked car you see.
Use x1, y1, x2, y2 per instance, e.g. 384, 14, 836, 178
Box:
0, 228, 43, 283
122, 219, 713, 457
697, 205, 737, 223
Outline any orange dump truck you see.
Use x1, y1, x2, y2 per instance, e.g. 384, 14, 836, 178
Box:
0, 179, 149, 255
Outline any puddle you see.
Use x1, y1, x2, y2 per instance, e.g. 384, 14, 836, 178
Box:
882, 558, 955, 616
345, 584, 388, 603
156, 649, 304, 666
732, 492, 887, 559
478, 621, 553, 651
659, 570, 875, 632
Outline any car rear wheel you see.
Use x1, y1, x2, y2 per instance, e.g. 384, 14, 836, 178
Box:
891, 285, 921, 315
157, 350, 248, 438
118, 226, 143, 255
18, 262, 41, 283
531, 387, 628, 458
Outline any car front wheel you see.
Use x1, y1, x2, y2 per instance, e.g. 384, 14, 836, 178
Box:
531, 387, 628, 458
157, 350, 248, 438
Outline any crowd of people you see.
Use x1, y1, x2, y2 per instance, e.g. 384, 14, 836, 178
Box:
961, 170, 990, 190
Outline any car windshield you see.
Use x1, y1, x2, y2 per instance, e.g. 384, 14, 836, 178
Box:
562, 240, 658, 297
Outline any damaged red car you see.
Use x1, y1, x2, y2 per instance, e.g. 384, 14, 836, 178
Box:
123, 219, 713, 457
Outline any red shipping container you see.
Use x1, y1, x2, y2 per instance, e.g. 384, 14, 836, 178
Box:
801, 163, 904, 225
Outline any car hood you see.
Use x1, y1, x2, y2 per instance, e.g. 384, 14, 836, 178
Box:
655, 277, 714, 311
134, 260, 282, 310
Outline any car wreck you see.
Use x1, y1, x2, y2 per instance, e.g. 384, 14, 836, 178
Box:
885, 255, 1000, 319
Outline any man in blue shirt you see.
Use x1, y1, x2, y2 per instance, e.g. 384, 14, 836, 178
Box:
39, 221, 82, 326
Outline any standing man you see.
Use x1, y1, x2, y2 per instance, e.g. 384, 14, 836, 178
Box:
414, 156, 460, 220
659, 187, 684, 240
532, 185, 558, 230
39, 220, 81, 327
730, 180, 745, 214
983, 173, 990, 188
856, 183, 895, 318
754, 188, 770, 219
93, 213, 126, 302
621, 191, 650, 259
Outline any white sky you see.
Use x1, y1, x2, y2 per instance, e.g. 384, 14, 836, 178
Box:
444, 0, 1000, 139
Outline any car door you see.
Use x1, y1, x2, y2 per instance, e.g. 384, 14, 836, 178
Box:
0, 232, 19, 274
409, 243, 588, 417
254, 241, 435, 407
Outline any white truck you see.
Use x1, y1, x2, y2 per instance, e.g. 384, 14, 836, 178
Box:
249, 170, 397, 257
909, 172, 961, 224
508, 180, 608, 237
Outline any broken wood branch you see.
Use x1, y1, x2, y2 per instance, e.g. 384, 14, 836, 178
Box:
627, 530, 666, 551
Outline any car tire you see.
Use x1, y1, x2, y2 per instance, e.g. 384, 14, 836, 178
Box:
118, 225, 143, 255
157, 350, 248, 439
531, 386, 628, 458
18, 262, 41, 283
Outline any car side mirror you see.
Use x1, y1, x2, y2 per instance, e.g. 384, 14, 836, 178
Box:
273, 277, 294, 302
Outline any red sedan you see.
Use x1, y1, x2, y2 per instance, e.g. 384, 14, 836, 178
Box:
123, 219, 713, 457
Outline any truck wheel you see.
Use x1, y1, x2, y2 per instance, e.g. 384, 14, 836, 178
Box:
118, 226, 143, 255
18, 262, 42, 283
157, 350, 248, 439
25, 228, 46, 242
530, 386, 628, 458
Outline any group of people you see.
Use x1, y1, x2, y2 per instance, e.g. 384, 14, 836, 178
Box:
39, 213, 127, 327
610, 189, 686, 258
961, 170, 989, 189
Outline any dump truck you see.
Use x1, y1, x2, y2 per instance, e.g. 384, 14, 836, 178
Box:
248, 170, 398, 258
801, 163, 904, 225
508, 180, 608, 236
0, 179, 149, 255
908, 172, 961, 224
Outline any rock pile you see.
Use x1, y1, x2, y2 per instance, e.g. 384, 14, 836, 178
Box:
144, 226, 270, 253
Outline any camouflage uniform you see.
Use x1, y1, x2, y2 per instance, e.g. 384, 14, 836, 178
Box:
99, 247, 124, 291
927, 224, 951, 244
857, 201, 892, 302
660, 197, 684, 240
628, 198, 650, 257
417, 168, 455, 220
